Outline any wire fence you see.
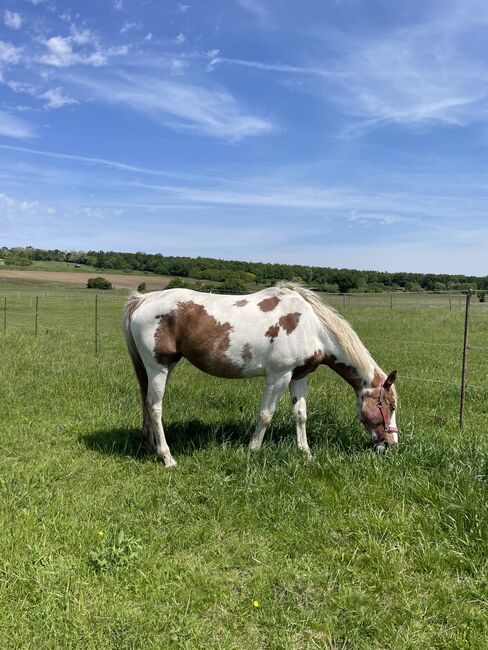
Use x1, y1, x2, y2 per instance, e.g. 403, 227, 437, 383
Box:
2, 290, 488, 423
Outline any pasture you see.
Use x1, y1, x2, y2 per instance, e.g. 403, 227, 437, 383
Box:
1, 278, 488, 648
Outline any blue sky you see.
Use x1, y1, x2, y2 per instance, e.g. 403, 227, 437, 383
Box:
1, 0, 488, 274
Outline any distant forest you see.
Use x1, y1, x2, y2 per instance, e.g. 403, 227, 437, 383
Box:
2, 246, 487, 294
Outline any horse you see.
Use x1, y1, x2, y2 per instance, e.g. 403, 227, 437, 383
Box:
123, 282, 398, 467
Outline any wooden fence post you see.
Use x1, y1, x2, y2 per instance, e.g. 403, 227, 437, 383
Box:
35, 296, 39, 337
3, 297, 6, 334
459, 289, 472, 428
95, 294, 99, 356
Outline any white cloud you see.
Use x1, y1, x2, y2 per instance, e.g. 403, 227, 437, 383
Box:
120, 21, 140, 34
4, 11, 22, 30
69, 25, 95, 46
175, 32, 186, 44
176, 3, 190, 13
0, 111, 33, 138
73, 74, 275, 140
0, 41, 22, 65
114, 0, 123, 10
38, 36, 79, 67
37, 34, 129, 68
40, 87, 78, 109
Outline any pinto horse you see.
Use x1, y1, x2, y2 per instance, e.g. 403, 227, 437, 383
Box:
124, 283, 398, 467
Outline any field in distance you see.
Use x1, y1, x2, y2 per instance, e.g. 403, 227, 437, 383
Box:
0, 262, 172, 291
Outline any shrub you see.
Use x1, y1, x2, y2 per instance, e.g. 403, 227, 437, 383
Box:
479, 291, 486, 303
87, 276, 112, 290
137, 282, 146, 292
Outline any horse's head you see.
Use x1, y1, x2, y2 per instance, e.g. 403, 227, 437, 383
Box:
357, 370, 398, 452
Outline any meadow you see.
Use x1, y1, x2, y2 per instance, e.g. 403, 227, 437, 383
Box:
1, 278, 488, 649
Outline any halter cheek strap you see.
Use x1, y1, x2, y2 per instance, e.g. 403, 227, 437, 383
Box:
375, 384, 398, 444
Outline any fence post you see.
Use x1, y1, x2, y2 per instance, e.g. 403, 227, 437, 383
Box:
3, 297, 6, 334
448, 292, 452, 311
95, 294, 99, 356
390, 293, 393, 310
35, 296, 39, 337
459, 289, 472, 428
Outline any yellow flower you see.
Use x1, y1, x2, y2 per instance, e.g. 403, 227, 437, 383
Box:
98, 530, 104, 537
252, 599, 260, 608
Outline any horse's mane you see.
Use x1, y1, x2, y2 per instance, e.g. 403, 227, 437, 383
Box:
278, 282, 378, 380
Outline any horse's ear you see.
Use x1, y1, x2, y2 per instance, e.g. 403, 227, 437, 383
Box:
384, 370, 397, 390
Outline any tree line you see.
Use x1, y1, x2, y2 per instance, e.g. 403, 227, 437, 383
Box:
2, 246, 487, 294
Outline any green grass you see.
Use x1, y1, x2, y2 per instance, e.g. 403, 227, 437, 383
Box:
1, 280, 488, 648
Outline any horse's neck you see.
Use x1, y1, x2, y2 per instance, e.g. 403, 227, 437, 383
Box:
318, 328, 377, 392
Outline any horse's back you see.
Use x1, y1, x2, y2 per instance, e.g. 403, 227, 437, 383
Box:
129, 286, 321, 378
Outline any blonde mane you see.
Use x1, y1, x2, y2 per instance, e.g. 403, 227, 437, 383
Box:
278, 282, 379, 380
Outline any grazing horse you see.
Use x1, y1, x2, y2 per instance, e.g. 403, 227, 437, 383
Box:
123, 283, 398, 467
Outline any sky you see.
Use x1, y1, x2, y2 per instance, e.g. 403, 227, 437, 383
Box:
1, 0, 488, 275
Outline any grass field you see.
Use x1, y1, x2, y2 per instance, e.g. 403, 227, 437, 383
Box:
1, 278, 488, 649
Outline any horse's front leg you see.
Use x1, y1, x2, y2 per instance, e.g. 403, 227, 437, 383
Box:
289, 376, 311, 457
249, 372, 292, 452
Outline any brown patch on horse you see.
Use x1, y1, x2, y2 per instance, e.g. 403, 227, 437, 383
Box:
154, 309, 181, 366
258, 296, 280, 312
154, 301, 242, 378
278, 312, 301, 335
265, 324, 280, 343
241, 343, 253, 362
324, 355, 362, 391
233, 299, 249, 307
292, 350, 325, 380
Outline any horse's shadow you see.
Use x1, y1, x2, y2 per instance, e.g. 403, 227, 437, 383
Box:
80, 416, 368, 460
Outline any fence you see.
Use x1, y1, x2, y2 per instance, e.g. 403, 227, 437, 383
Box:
2, 290, 487, 427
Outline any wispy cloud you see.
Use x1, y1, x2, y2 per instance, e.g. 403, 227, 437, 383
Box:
206, 53, 342, 78
40, 87, 77, 109
234, 0, 269, 21
120, 21, 141, 34
331, 1, 488, 130
0, 144, 210, 180
0, 192, 39, 211
0, 41, 23, 65
72, 73, 275, 140
4, 11, 22, 30
0, 111, 33, 138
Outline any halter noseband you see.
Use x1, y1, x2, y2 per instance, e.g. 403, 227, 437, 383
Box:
375, 383, 398, 445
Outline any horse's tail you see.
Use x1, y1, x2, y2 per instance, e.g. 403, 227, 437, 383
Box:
123, 291, 149, 411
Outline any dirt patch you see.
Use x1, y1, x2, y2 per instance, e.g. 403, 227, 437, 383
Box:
0, 269, 170, 291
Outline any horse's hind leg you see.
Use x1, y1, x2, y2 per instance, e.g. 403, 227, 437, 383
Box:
289, 377, 311, 457
249, 372, 292, 452
146, 365, 177, 467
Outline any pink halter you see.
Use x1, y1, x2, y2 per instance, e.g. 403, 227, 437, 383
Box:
375, 383, 398, 444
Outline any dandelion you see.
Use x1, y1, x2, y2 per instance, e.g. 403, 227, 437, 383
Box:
98, 530, 104, 537
252, 599, 260, 608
